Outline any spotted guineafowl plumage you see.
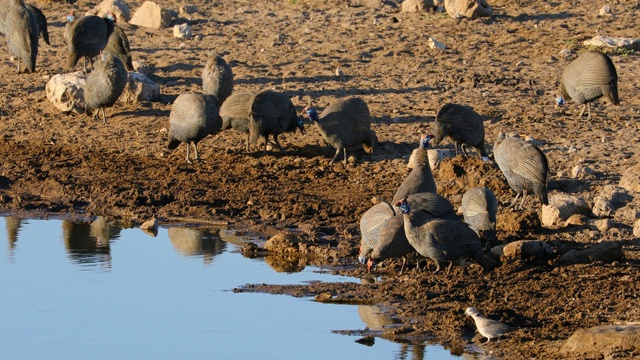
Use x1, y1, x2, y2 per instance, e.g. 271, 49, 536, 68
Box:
168, 93, 223, 164
398, 197, 496, 273
103, 13, 133, 71
219, 92, 255, 152
557, 51, 619, 121
248, 90, 304, 153
302, 98, 377, 165
494, 133, 549, 210
431, 103, 488, 161
360, 193, 458, 271
24, 3, 48, 45
461, 187, 498, 245
66, 13, 113, 72
84, 53, 128, 124
5, 0, 38, 73
392, 134, 437, 204
202, 54, 234, 106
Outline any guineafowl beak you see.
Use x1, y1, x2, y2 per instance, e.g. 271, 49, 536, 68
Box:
297, 118, 305, 134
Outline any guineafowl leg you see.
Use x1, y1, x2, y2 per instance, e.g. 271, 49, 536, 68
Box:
101, 108, 108, 125
461, 143, 470, 158
193, 142, 200, 161
519, 192, 528, 210
399, 257, 407, 274
578, 104, 587, 120
272, 135, 284, 152
185, 142, 193, 164
83, 57, 88, 73
342, 148, 347, 164
245, 134, 250, 153
446, 261, 454, 275
454, 142, 460, 157
329, 147, 342, 165
506, 191, 522, 209
586, 103, 592, 121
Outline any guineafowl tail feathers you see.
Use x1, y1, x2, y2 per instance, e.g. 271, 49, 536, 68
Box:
66, 49, 79, 70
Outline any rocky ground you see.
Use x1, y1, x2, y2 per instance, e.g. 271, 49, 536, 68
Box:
1, 0, 640, 358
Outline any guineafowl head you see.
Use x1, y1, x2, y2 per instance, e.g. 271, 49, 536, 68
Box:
420, 134, 433, 149
303, 106, 319, 122
395, 198, 411, 214
555, 96, 566, 106
106, 12, 117, 23
366, 258, 376, 272
66, 11, 76, 23
296, 117, 305, 133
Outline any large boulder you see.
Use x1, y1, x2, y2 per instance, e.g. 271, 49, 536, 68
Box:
562, 323, 640, 358
558, 241, 623, 265
592, 185, 633, 218
130, 1, 173, 29
444, 0, 493, 19
88, 0, 131, 22
45, 72, 87, 114
401, 0, 435, 13
541, 194, 590, 227
117, 72, 160, 104
620, 164, 640, 193
583, 36, 640, 51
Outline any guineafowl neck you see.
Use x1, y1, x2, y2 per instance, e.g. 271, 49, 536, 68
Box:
414, 149, 429, 167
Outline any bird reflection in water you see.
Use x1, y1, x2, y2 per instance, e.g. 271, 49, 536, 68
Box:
5, 216, 23, 258
168, 227, 226, 264
63, 217, 121, 269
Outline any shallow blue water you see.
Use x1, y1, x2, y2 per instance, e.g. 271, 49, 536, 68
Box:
0, 217, 471, 360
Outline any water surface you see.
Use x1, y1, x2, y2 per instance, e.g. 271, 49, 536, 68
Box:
0, 217, 474, 359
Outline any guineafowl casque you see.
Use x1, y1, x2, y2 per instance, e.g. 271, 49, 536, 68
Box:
219, 91, 256, 152
248, 90, 304, 153
24, 3, 48, 45
66, 12, 113, 72
397, 197, 496, 274
556, 51, 619, 121
431, 103, 488, 161
361, 192, 458, 273
392, 134, 437, 204
167, 93, 223, 164
202, 53, 234, 106
84, 53, 128, 124
494, 133, 549, 210
302, 98, 377, 165
461, 187, 498, 246
103, 13, 133, 71
5, 0, 38, 73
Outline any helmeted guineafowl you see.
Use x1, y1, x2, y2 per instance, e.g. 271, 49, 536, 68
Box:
494, 133, 549, 210
168, 93, 223, 164
219, 91, 256, 152
392, 134, 437, 204
302, 97, 378, 165
556, 51, 619, 121
103, 13, 133, 71
202, 53, 233, 106
66, 12, 113, 72
5, 0, 38, 73
397, 197, 496, 274
24, 3, 48, 45
465, 307, 518, 344
360, 193, 458, 272
431, 103, 488, 161
84, 53, 128, 124
461, 187, 498, 245
248, 90, 304, 153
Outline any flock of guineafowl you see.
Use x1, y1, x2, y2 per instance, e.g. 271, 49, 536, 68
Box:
2, 1, 621, 280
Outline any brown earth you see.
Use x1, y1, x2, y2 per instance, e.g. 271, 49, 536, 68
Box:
2, 0, 640, 358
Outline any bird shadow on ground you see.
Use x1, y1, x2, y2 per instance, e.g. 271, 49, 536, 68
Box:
115, 108, 170, 118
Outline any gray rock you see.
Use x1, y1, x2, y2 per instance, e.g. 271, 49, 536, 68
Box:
45, 71, 87, 114
592, 185, 633, 218
583, 36, 640, 51
173, 23, 192, 38
130, 1, 172, 29
444, 0, 493, 19
140, 217, 158, 237
571, 164, 595, 179
132, 60, 152, 76
599, 5, 613, 16
88, 0, 131, 22
565, 214, 588, 226
541, 194, 590, 227
500, 240, 553, 261
428, 37, 446, 50
117, 72, 160, 104
562, 323, 640, 358
589, 218, 614, 232
401, 0, 435, 13
619, 164, 640, 193
559, 241, 623, 265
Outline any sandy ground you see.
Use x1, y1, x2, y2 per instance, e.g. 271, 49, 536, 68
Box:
1, 0, 640, 358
